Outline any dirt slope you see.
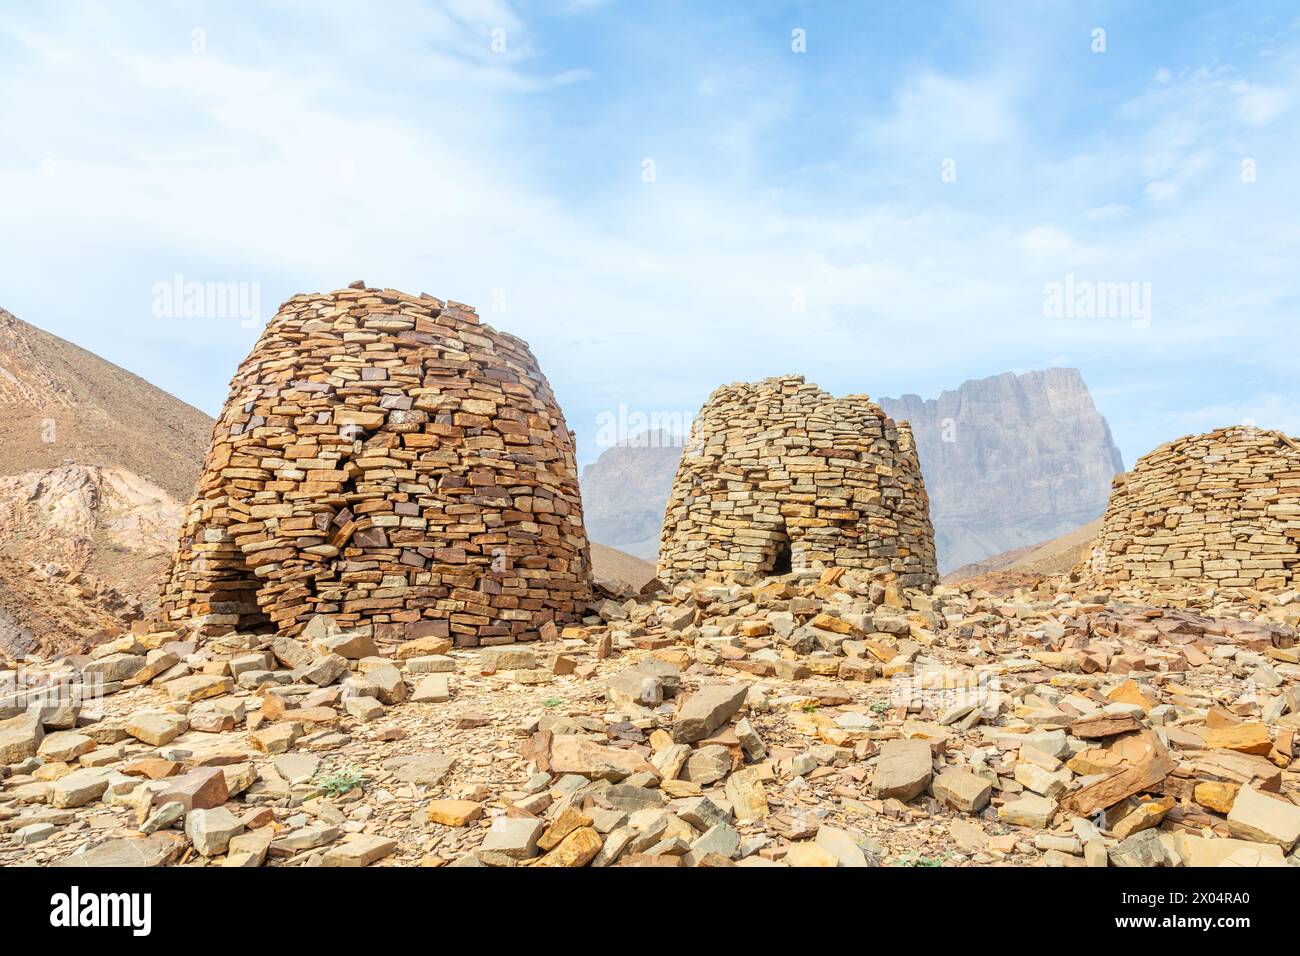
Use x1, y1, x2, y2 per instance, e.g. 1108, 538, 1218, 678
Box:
944, 518, 1102, 584
0, 305, 211, 654
589, 541, 658, 591
0, 306, 212, 500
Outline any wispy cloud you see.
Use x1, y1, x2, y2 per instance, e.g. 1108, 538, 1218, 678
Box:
0, 0, 1296, 470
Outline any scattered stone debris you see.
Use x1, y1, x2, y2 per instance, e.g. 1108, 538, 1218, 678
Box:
4, 558, 1298, 868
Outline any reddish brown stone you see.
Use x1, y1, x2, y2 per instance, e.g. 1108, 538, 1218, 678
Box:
154, 766, 229, 811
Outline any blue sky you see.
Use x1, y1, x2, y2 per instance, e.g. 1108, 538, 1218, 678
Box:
1, 0, 1297, 468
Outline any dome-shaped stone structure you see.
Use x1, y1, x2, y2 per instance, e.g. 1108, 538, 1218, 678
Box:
658, 375, 937, 588
158, 284, 591, 646
1085, 426, 1300, 591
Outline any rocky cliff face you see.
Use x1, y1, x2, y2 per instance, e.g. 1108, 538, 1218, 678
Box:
878, 368, 1123, 572
0, 465, 182, 658
579, 430, 683, 560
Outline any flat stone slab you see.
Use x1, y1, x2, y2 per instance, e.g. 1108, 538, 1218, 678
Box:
481, 817, 545, 859
272, 753, 320, 785
54, 834, 182, 867
873, 738, 932, 801
322, 833, 397, 867
1227, 784, 1300, 850
672, 683, 748, 743
411, 674, 450, 703
0, 711, 44, 763
998, 793, 1057, 829
932, 769, 992, 813
381, 751, 455, 787
548, 735, 655, 782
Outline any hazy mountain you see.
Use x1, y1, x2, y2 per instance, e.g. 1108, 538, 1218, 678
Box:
878, 368, 1123, 572
580, 429, 683, 560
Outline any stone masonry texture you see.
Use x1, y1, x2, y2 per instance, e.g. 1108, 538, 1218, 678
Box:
658, 375, 937, 588
157, 284, 591, 646
1085, 426, 1300, 591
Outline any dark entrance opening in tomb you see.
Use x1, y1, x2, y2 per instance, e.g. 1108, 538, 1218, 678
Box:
764, 522, 794, 576
771, 541, 793, 575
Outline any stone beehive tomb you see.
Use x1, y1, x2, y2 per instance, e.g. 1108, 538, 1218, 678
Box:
658, 375, 938, 588
158, 284, 591, 647
1086, 426, 1300, 591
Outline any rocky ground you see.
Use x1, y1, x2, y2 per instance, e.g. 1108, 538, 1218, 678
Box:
2, 568, 1298, 868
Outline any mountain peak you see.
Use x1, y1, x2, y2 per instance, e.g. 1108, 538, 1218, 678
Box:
878, 369, 1124, 571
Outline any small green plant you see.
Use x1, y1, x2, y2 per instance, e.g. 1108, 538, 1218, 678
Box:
314, 766, 366, 797
870, 699, 889, 714
802, 702, 818, 713
894, 851, 950, 868
542, 697, 563, 708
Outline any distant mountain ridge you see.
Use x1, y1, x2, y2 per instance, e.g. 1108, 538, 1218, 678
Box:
878, 368, 1123, 572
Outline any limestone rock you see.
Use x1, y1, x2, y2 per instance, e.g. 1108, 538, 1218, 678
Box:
873, 738, 932, 801
125, 711, 186, 747
186, 807, 243, 856
548, 735, 654, 781
725, 767, 768, 821
0, 711, 44, 763
672, 683, 748, 743
932, 769, 992, 813
36, 730, 95, 762
533, 826, 603, 867
481, 817, 545, 859
1226, 785, 1300, 850
323, 834, 398, 867
427, 800, 483, 827
998, 794, 1056, 829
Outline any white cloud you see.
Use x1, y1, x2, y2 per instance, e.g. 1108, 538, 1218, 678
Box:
1084, 203, 1131, 221
0, 1, 1296, 471
1021, 225, 1075, 256
1232, 81, 1291, 125
866, 70, 1020, 150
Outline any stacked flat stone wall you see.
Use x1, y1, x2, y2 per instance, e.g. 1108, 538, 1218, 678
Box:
158, 284, 590, 646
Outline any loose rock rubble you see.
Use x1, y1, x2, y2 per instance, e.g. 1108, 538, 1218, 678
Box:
4, 562, 1298, 868
658, 376, 937, 589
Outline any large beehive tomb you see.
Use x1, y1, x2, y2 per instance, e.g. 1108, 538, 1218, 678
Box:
1085, 426, 1300, 591
158, 284, 591, 646
658, 375, 937, 588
